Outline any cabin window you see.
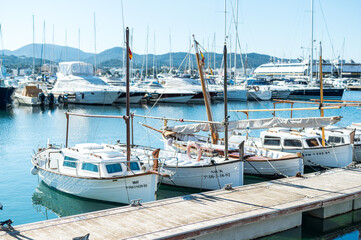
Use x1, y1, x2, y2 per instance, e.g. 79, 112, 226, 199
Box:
328, 136, 344, 144
263, 136, 281, 146
283, 139, 302, 147
129, 162, 140, 171
81, 163, 99, 172
106, 163, 123, 174
63, 156, 78, 168
306, 138, 320, 147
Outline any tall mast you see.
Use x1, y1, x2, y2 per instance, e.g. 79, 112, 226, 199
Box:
146, 26, 149, 78
65, 30, 67, 62
43, 21, 45, 68
310, 0, 314, 82
125, 27, 131, 167
78, 28, 80, 63
319, 41, 325, 147
234, 0, 238, 79
153, 32, 155, 78
169, 30, 172, 73
32, 15, 35, 76
213, 33, 216, 72
223, 0, 229, 159
93, 12, 97, 74
51, 24, 54, 76
193, 35, 218, 144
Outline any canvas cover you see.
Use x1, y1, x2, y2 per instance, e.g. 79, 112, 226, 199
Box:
59, 62, 94, 76
165, 116, 341, 134
21, 85, 43, 97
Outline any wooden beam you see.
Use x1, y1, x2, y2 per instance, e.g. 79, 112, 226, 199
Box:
230, 106, 341, 113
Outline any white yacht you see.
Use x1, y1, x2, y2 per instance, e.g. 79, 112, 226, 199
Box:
50, 62, 120, 105
31, 143, 159, 204
14, 81, 56, 106
237, 128, 353, 168
135, 80, 195, 103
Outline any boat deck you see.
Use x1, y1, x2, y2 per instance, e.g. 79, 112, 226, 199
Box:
2, 165, 361, 239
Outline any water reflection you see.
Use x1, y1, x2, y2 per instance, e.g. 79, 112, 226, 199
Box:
32, 181, 122, 218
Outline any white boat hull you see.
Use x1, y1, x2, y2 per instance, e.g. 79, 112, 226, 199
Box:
283, 144, 353, 168
247, 90, 272, 101
149, 95, 194, 103
214, 89, 248, 101
271, 90, 291, 99
37, 169, 157, 204
114, 95, 144, 104
52, 91, 119, 105
244, 157, 303, 177
161, 160, 243, 190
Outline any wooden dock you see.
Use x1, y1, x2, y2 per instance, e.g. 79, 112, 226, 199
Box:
3, 165, 361, 239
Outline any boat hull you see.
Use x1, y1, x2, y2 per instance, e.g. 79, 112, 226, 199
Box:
52, 91, 120, 105
37, 169, 158, 204
247, 90, 272, 101
0, 86, 14, 109
288, 88, 344, 100
283, 144, 353, 168
148, 94, 194, 103
244, 157, 303, 177
161, 160, 244, 190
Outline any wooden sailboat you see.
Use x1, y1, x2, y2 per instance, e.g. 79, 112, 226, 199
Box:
30, 28, 160, 204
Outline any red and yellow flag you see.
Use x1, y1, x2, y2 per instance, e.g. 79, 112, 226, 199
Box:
200, 51, 205, 63
128, 47, 133, 60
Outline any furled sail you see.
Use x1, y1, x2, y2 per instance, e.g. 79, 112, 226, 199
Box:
165, 116, 341, 134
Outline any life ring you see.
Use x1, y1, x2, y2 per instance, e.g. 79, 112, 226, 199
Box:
253, 86, 260, 92
186, 141, 202, 162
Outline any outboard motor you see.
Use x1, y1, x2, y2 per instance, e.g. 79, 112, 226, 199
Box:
38, 92, 46, 106
48, 93, 55, 107
63, 94, 69, 106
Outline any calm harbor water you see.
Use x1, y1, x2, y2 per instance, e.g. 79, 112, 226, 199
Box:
1, 91, 361, 239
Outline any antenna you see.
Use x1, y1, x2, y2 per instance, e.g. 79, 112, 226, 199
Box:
78, 28, 80, 63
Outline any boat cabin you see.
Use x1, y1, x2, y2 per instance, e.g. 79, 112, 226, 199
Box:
258, 128, 329, 150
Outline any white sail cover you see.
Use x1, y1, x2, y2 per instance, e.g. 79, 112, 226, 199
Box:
165, 116, 341, 134
59, 62, 94, 76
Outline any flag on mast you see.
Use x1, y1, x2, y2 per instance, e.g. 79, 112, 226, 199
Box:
128, 47, 133, 60
200, 51, 205, 63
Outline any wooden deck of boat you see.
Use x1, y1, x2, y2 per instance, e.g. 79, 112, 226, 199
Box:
3, 165, 361, 239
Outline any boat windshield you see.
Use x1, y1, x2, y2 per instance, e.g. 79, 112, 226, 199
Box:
283, 139, 302, 147
263, 136, 281, 146
306, 138, 321, 147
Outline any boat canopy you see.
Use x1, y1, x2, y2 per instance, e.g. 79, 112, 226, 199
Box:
59, 62, 94, 76
165, 116, 341, 134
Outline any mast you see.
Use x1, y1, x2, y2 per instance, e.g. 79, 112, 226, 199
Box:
65, 30, 67, 62
319, 41, 325, 147
169, 30, 172, 73
32, 15, 35, 76
146, 26, 149, 78
93, 12, 97, 74
223, 39, 229, 159
126, 27, 131, 167
310, 0, 314, 82
51, 24, 54, 76
224, 0, 229, 159
78, 28, 80, 63
234, 0, 238, 79
193, 35, 218, 144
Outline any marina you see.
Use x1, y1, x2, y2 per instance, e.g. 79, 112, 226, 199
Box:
1, 0, 361, 239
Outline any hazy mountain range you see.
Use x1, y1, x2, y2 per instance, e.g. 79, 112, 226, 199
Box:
1, 43, 276, 70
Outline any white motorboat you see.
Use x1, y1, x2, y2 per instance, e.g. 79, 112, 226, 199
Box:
135, 81, 195, 103
161, 75, 220, 103
247, 86, 272, 101
31, 143, 158, 204
14, 82, 56, 106
240, 127, 353, 168
50, 62, 120, 105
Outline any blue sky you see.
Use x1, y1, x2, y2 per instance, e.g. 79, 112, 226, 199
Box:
0, 0, 360, 61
